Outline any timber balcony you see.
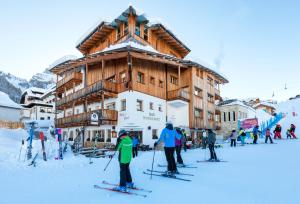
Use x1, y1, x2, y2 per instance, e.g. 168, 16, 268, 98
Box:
55, 109, 118, 128
167, 88, 190, 102
56, 80, 118, 109
57, 72, 83, 93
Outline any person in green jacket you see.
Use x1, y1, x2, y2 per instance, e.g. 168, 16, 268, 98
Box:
114, 130, 134, 192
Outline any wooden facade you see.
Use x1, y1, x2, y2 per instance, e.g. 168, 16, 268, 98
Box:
51, 6, 228, 132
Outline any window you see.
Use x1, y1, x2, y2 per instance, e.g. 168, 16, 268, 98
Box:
152, 129, 158, 139
207, 76, 213, 86
207, 93, 214, 103
47, 108, 52, 113
150, 102, 154, 110
194, 87, 203, 97
208, 112, 214, 121
170, 76, 178, 85
135, 22, 140, 36
121, 99, 126, 111
144, 26, 148, 41
159, 80, 164, 88
196, 69, 203, 78
233, 111, 236, 121
107, 75, 116, 83
150, 76, 155, 85
47, 116, 51, 120
124, 22, 129, 35
158, 105, 163, 112
195, 108, 203, 118
228, 112, 231, 121
223, 112, 226, 122
137, 72, 145, 84
137, 100, 143, 111
40, 107, 45, 113
40, 117, 45, 120
214, 80, 219, 90
106, 102, 116, 110
120, 72, 126, 83
76, 109, 79, 114
117, 27, 121, 39
106, 129, 112, 142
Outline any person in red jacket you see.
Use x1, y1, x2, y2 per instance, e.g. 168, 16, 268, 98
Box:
290, 124, 297, 139
273, 124, 282, 139
265, 128, 273, 144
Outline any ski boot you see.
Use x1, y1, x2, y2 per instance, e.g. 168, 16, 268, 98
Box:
113, 186, 127, 192
126, 182, 136, 189
177, 163, 185, 168
163, 170, 175, 177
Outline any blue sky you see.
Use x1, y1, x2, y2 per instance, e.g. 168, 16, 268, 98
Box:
0, 0, 299, 101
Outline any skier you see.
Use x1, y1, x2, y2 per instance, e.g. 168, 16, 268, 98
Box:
273, 124, 282, 139
265, 128, 273, 144
290, 124, 297, 139
154, 122, 181, 175
132, 134, 139, 158
286, 129, 292, 139
114, 130, 134, 192
207, 129, 218, 161
181, 129, 188, 152
239, 128, 246, 146
175, 127, 184, 166
252, 125, 259, 144
202, 129, 208, 149
229, 129, 237, 147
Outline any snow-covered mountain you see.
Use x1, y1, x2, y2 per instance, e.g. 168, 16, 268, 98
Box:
0, 69, 55, 103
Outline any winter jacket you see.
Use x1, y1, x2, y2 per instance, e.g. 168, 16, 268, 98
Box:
230, 131, 238, 139
157, 124, 181, 148
253, 127, 259, 135
207, 130, 216, 145
274, 126, 281, 133
117, 136, 133, 164
266, 129, 271, 137
132, 137, 139, 147
239, 130, 246, 137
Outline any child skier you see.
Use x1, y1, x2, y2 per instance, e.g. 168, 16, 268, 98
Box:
229, 130, 237, 147
132, 135, 139, 158
154, 122, 181, 175
239, 128, 246, 145
265, 128, 273, 144
207, 129, 218, 161
181, 129, 188, 152
290, 124, 297, 139
273, 124, 282, 139
252, 125, 259, 144
114, 130, 134, 192
175, 127, 184, 166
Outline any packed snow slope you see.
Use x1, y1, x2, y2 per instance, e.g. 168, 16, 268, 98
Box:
0, 128, 299, 204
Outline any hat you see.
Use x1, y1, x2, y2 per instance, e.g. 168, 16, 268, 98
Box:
118, 130, 127, 137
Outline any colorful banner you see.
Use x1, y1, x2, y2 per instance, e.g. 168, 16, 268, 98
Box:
240, 118, 258, 129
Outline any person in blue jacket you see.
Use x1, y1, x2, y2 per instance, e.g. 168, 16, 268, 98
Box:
154, 122, 181, 175
132, 135, 139, 158
252, 125, 260, 144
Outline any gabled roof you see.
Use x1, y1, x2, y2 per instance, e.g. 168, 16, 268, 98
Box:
253, 102, 276, 109
76, 6, 190, 56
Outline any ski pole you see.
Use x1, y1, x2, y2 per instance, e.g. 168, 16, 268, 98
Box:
103, 150, 117, 172
150, 146, 156, 179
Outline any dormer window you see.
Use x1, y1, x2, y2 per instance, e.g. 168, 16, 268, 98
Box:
124, 22, 129, 35
144, 26, 148, 41
135, 22, 141, 36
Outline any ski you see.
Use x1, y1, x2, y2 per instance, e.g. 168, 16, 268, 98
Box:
197, 160, 228, 163
39, 132, 47, 161
158, 164, 197, 169
143, 171, 191, 182
28, 153, 39, 167
102, 181, 152, 193
93, 185, 147, 197
147, 169, 194, 176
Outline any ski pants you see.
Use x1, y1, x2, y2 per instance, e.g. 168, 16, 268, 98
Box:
175, 145, 183, 164
241, 136, 246, 145
132, 147, 138, 158
274, 132, 281, 139
253, 134, 258, 144
119, 163, 132, 187
291, 132, 297, 139
230, 139, 236, 147
265, 136, 273, 143
208, 144, 217, 160
183, 143, 187, 152
287, 132, 291, 139
164, 147, 177, 172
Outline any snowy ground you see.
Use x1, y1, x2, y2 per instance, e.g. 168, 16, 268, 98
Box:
0, 128, 299, 204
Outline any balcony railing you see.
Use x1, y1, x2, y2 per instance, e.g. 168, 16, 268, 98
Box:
55, 109, 118, 128
57, 72, 83, 89
167, 88, 190, 101
56, 80, 118, 107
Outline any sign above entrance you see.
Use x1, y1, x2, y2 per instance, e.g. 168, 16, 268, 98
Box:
91, 113, 99, 125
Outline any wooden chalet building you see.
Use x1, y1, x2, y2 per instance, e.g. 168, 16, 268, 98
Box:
50, 6, 228, 147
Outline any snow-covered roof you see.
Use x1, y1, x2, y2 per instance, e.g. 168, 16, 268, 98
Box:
49, 55, 78, 69
218, 99, 254, 110
253, 101, 276, 109
0, 91, 22, 109
41, 85, 56, 99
